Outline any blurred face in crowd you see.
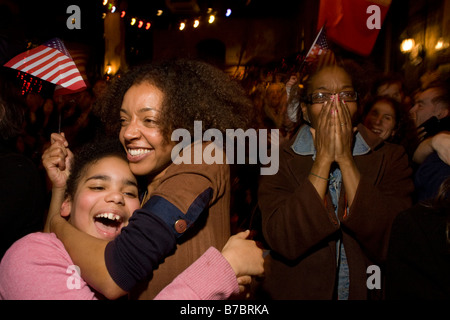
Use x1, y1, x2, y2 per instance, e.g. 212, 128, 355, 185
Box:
61, 156, 140, 241
363, 100, 397, 140
377, 82, 404, 103
302, 66, 358, 129
409, 87, 449, 127
266, 83, 284, 108
119, 82, 175, 178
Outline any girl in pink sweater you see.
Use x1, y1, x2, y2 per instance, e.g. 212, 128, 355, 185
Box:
0, 139, 263, 300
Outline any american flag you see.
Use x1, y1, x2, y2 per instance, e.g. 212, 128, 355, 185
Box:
4, 38, 87, 95
304, 26, 336, 70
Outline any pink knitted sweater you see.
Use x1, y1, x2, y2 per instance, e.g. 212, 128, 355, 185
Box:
0, 232, 239, 300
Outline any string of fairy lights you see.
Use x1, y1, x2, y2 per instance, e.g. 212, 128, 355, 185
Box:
101, 0, 234, 31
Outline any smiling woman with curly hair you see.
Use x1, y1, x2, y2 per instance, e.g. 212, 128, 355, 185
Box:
98, 59, 254, 142
44, 59, 260, 300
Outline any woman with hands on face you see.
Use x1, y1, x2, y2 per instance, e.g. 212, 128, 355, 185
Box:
257, 64, 414, 300
305, 67, 360, 207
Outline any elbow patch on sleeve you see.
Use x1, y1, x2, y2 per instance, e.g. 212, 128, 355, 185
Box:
144, 187, 213, 238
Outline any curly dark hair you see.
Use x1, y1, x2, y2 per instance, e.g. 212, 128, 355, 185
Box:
65, 137, 128, 200
96, 59, 255, 143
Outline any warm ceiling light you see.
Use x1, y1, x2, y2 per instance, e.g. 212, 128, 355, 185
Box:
435, 37, 449, 51
193, 20, 199, 28
179, 22, 186, 30
400, 38, 415, 53
208, 15, 215, 24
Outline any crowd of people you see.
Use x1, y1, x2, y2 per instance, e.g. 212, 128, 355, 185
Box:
0, 52, 449, 300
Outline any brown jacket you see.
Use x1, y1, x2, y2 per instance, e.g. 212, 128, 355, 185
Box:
257, 124, 413, 299
130, 142, 231, 299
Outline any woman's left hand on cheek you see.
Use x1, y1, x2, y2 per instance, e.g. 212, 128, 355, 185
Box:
334, 98, 354, 163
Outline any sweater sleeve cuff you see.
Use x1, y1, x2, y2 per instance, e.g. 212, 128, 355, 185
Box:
155, 247, 239, 300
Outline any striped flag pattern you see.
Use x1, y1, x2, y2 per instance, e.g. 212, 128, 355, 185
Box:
304, 26, 336, 70
4, 38, 86, 95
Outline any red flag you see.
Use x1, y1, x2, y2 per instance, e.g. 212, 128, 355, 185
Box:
318, 0, 391, 56
4, 38, 87, 95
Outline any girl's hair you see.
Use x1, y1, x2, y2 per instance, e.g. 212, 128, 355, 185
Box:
96, 59, 255, 143
65, 138, 128, 199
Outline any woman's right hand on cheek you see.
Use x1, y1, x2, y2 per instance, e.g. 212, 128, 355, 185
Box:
42, 132, 73, 189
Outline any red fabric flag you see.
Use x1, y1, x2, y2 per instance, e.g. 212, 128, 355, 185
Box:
4, 38, 87, 96
318, 0, 392, 56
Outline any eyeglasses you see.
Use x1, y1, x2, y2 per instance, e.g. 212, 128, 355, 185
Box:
308, 91, 358, 104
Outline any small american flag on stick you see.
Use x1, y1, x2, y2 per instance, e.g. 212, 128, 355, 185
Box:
4, 38, 86, 96
299, 26, 336, 76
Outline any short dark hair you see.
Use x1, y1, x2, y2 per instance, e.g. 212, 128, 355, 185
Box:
426, 82, 450, 111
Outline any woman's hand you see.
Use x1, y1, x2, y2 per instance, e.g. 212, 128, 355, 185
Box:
312, 99, 335, 166
221, 230, 264, 278
334, 98, 361, 207
334, 97, 355, 164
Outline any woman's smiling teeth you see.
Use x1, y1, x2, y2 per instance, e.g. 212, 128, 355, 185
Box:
128, 148, 152, 156
371, 128, 382, 135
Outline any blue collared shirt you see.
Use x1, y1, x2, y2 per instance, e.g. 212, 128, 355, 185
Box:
291, 124, 370, 299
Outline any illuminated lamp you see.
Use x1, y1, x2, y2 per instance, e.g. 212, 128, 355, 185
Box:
400, 38, 414, 53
